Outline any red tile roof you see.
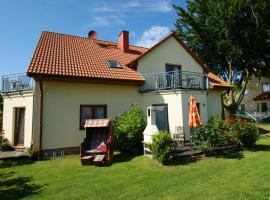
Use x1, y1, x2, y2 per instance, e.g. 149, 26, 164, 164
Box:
254, 92, 270, 101
208, 72, 233, 89
27, 31, 232, 89
28, 31, 148, 84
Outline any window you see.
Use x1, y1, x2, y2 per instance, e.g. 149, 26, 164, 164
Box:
262, 82, 270, 92
165, 64, 181, 87
153, 104, 169, 132
80, 105, 107, 130
244, 88, 248, 95
261, 103, 267, 112
107, 60, 122, 68
257, 103, 260, 112
240, 104, 246, 111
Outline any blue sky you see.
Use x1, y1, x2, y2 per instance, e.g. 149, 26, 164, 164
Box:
0, 0, 186, 75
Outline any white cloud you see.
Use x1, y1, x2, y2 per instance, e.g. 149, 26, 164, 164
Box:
136, 26, 171, 48
89, 15, 126, 27
142, 0, 172, 12
93, 0, 172, 14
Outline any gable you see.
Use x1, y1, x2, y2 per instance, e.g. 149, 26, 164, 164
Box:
137, 36, 204, 75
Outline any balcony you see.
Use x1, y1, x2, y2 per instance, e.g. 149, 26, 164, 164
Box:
1, 73, 34, 94
139, 71, 208, 92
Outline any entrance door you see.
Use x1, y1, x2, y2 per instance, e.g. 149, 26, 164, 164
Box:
155, 105, 169, 132
14, 108, 25, 146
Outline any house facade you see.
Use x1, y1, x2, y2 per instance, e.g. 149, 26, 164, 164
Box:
1, 30, 231, 154
239, 76, 270, 113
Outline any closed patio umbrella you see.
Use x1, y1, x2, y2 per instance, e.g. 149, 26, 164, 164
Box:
189, 95, 202, 128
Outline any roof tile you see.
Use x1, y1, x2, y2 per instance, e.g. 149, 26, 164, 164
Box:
28, 31, 148, 83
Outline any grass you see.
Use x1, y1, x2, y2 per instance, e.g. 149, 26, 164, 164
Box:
1, 132, 270, 199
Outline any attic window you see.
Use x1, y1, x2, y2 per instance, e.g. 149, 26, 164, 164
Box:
107, 60, 122, 69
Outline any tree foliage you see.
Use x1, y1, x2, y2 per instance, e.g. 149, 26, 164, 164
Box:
174, 0, 270, 111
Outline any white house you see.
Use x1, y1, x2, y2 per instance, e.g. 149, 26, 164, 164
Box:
1, 30, 232, 154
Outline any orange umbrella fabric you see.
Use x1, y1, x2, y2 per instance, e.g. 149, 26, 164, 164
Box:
189, 95, 202, 128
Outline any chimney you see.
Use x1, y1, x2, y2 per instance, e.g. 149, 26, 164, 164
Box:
118, 30, 129, 53
88, 31, 97, 40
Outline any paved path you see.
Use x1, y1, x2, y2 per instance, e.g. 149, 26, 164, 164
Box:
0, 151, 28, 159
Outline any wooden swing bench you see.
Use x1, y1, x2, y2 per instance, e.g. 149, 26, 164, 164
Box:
80, 119, 113, 166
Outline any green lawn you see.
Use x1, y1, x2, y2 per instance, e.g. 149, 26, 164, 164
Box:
1, 133, 270, 199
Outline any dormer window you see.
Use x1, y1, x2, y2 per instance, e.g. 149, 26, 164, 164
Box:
107, 60, 122, 69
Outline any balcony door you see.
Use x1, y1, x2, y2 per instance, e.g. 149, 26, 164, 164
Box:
166, 64, 181, 88
154, 104, 169, 132
14, 107, 25, 146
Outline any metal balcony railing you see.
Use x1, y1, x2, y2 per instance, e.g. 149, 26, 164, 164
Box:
139, 71, 208, 92
1, 73, 34, 94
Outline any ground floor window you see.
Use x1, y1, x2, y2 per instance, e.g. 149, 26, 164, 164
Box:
80, 105, 107, 130
240, 104, 246, 111
261, 103, 267, 112
153, 104, 169, 132
14, 107, 25, 146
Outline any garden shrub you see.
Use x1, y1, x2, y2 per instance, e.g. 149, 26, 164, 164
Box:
223, 116, 258, 147
192, 116, 259, 152
0, 130, 13, 151
113, 104, 146, 154
150, 131, 173, 164
191, 116, 224, 151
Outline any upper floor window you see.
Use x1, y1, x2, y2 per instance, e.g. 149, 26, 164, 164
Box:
80, 105, 107, 130
165, 64, 181, 73
244, 88, 248, 95
165, 64, 181, 87
262, 82, 270, 92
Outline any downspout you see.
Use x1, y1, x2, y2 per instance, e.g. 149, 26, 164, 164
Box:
31, 79, 35, 146
39, 80, 43, 153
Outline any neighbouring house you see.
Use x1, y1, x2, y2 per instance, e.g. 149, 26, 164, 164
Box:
1, 30, 232, 154
239, 76, 270, 113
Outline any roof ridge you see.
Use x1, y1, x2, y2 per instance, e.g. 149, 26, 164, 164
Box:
42, 31, 149, 49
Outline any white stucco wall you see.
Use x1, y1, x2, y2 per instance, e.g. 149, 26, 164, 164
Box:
139, 90, 209, 140
139, 91, 182, 134
207, 90, 223, 120
2, 92, 34, 147
180, 90, 208, 140
41, 81, 140, 150
137, 37, 204, 75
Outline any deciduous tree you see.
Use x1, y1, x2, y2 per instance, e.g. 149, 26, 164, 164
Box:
174, 0, 270, 112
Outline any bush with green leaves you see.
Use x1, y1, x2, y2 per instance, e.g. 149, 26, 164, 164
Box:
113, 104, 146, 154
0, 130, 13, 151
191, 116, 224, 151
237, 121, 258, 147
192, 116, 259, 151
150, 131, 173, 164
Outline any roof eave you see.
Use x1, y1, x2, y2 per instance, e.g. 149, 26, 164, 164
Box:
28, 72, 145, 86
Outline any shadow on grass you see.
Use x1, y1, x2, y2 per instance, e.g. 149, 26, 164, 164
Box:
211, 151, 245, 160
0, 171, 42, 199
257, 127, 270, 134
0, 157, 33, 169
92, 152, 139, 167
247, 144, 270, 152
111, 153, 138, 164
166, 157, 198, 166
